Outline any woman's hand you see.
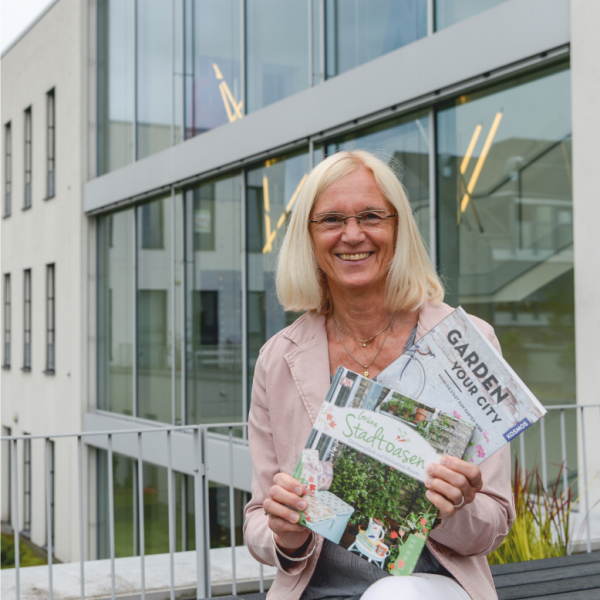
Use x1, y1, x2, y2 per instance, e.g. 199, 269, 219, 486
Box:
424, 456, 483, 520
263, 473, 312, 553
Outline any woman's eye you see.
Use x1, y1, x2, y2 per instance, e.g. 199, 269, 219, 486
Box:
361, 212, 383, 221
322, 215, 342, 224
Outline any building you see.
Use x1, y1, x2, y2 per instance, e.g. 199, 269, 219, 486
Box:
2, 0, 600, 566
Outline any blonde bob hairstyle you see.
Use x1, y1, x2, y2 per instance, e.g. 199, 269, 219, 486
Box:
276, 150, 444, 314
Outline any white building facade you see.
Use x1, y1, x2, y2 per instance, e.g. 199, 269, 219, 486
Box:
2, 0, 600, 564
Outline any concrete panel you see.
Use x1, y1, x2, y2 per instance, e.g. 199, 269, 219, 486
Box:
84, 0, 570, 213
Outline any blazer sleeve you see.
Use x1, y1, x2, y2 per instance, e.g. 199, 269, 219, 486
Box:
429, 329, 516, 556
243, 355, 312, 576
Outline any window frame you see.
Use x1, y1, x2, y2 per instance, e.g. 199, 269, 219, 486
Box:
46, 264, 56, 374
23, 269, 31, 370
23, 436, 32, 533
3, 274, 10, 368
4, 122, 11, 216
24, 107, 32, 209
46, 89, 56, 199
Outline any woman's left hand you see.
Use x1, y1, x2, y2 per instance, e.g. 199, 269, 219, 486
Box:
424, 456, 483, 520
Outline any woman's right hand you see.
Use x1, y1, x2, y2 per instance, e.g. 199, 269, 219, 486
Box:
264, 473, 312, 553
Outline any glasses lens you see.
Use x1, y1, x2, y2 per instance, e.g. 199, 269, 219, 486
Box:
317, 214, 345, 229
358, 211, 386, 228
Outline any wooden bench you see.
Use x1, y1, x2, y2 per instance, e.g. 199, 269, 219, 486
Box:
214, 552, 600, 600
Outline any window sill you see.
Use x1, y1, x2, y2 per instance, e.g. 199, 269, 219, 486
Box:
2, 364, 10, 370
2, 213, 10, 219
43, 369, 55, 376
21, 205, 32, 212
43, 195, 55, 201
21, 366, 31, 372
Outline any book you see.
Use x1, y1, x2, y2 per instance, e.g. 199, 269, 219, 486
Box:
291, 307, 547, 575
375, 307, 547, 465
293, 368, 476, 575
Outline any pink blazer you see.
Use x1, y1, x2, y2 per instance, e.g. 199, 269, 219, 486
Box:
244, 301, 515, 600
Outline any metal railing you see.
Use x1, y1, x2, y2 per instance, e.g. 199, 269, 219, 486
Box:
2, 422, 264, 600
2, 404, 599, 599
516, 404, 600, 554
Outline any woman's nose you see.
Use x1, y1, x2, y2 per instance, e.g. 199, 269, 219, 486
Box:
341, 217, 366, 242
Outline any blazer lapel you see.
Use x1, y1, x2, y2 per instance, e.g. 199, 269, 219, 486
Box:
284, 325, 330, 425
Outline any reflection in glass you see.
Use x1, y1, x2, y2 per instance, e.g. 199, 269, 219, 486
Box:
435, 0, 508, 31
320, 111, 431, 248
184, 0, 241, 138
137, 0, 173, 159
137, 196, 173, 423
185, 175, 243, 424
247, 151, 310, 399
436, 64, 575, 485
97, 0, 134, 175
246, 0, 309, 112
326, 0, 427, 78
98, 209, 134, 415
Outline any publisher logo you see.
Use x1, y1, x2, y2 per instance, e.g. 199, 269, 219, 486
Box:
341, 377, 354, 388
503, 418, 532, 442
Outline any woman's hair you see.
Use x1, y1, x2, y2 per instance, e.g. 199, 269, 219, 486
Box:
276, 150, 444, 314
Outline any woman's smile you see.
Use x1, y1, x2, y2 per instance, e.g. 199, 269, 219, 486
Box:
336, 252, 374, 262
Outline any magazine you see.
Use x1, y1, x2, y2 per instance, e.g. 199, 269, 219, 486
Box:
375, 307, 547, 465
291, 307, 547, 575
292, 368, 476, 575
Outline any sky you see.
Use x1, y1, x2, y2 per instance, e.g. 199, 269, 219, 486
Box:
1, 0, 55, 54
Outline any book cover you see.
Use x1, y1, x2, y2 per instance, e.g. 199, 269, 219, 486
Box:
292, 367, 476, 575
375, 307, 547, 464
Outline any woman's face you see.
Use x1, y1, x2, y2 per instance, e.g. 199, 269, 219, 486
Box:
310, 168, 397, 297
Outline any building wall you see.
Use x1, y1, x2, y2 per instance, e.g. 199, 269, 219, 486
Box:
571, 0, 600, 509
1, 0, 89, 561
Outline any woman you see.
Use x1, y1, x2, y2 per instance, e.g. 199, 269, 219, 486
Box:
244, 151, 514, 600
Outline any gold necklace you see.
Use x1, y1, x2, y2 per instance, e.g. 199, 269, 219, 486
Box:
332, 311, 398, 378
332, 315, 392, 347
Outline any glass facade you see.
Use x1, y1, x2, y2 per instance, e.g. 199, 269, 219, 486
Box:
246, 150, 310, 396
435, 0, 508, 31
246, 0, 309, 112
326, 0, 427, 78
97, 0, 515, 172
97, 209, 135, 415
185, 174, 243, 424
318, 110, 431, 249
436, 64, 575, 481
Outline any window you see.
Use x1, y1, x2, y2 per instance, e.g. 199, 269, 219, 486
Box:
140, 200, 164, 249
4, 122, 11, 216
435, 0, 509, 31
46, 264, 55, 373
23, 269, 31, 370
46, 441, 55, 548
24, 108, 32, 209
3, 274, 10, 368
23, 436, 32, 533
47, 89, 55, 198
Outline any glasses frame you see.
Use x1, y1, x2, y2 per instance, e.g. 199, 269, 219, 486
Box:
308, 210, 398, 229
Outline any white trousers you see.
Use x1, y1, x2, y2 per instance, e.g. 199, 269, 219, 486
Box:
360, 573, 471, 600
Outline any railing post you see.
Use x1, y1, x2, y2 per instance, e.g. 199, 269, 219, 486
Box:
193, 427, 209, 599
579, 407, 592, 553
137, 432, 146, 600
167, 430, 176, 600
519, 430, 526, 482
228, 427, 237, 595
45, 438, 54, 600
12, 439, 20, 600
107, 434, 116, 600
559, 409, 569, 494
77, 436, 85, 600
540, 417, 547, 490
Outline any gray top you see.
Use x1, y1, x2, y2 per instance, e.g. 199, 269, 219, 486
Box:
300, 326, 454, 600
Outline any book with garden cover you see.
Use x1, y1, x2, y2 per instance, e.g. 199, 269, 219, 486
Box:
292, 368, 476, 576
291, 308, 547, 576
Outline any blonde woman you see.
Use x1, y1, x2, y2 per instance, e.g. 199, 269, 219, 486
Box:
244, 151, 514, 600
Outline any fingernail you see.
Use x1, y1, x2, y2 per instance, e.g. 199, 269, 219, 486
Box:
290, 512, 299, 522
425, 477, 433, 487
294, 486, 303, 495
425, 490, 433, 499
441, 457, 449, 466
297, 500, 307, 510
427, 464, 435, 475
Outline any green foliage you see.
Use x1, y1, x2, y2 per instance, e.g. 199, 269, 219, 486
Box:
487, 460, 573, 565
1, 533, 47, 569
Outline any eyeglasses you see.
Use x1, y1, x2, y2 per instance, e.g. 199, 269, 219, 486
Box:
308, 210, 398, 232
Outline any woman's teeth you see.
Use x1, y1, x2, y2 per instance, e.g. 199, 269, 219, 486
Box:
338, 253, 371, 261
